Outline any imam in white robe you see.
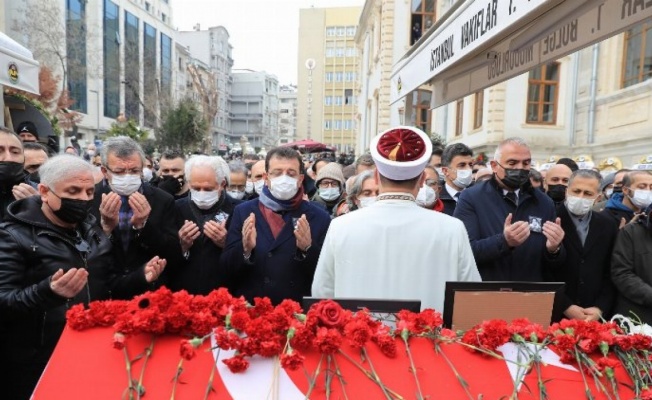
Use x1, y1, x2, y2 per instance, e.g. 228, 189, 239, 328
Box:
312, 196, 481, 311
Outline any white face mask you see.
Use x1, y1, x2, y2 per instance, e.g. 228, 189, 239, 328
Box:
269, 175, 299, 200
191, 189, 220, 210
110, 174, 142, 196
630, 189, 652, 210
605, 188, 613, 199
358, 196, 376, 208
227, 190, 245, 200
319, 187, 340, 202
87, 150, 96, 156
416, 184, 437, 208
453, 169, 473, 188
254, 180, 265, 195
142, 167, 153, 182
435, 168, 444, 178
245, 181, 254, 194
565, 195, 595, 217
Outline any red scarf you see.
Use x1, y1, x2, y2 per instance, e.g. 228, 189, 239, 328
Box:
258, 187, 305, 239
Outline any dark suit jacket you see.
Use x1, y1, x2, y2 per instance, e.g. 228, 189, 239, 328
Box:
171, 194, 241, 295
90, 181, 181, 299
439, 185, 457, 216
549, 205, 618, 318
221, 199, 331, 304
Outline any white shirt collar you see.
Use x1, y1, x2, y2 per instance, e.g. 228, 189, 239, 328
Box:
445, 183, 460, 201
502, 188, 520, 197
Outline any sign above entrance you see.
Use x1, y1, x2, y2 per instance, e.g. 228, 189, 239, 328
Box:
431, 0, 652, 107
390, 0, 565, 105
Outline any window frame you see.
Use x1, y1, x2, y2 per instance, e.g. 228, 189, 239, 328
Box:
621, 20, 652, 88
473, 90, 484, 129
455, 98, 464, 136
526, 62, 560, 125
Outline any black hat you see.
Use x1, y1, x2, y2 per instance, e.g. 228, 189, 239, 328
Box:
16, 121, 39, 139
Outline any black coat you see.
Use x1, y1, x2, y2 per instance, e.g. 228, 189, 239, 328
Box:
438, 185, 458, 216
90, 181, 181, 299
548, 206, 618, 319
611, 218, 652, 324
221, 199, 331, 304
0, 197, 118, 399
0, 172, 36, 221
171, 194, 240, 294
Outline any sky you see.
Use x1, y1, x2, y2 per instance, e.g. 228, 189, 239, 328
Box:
172, 0, 365, 85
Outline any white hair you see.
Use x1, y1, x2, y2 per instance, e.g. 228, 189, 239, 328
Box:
228, 160, 248, 176
100, 136, 146, 166
493, 137, 529, 161
185, 155, 230, 186
346, 170, 375, 207
39, 154, 94, 188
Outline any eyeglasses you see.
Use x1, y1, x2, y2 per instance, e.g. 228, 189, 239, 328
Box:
318, 180, 340, 188
106, 166, 142, 175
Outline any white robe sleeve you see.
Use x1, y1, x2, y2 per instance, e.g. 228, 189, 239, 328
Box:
311, 225, 336, 298
456, 223, 482, 282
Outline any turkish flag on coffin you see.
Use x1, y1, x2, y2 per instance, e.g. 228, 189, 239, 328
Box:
33, 327, 635, 399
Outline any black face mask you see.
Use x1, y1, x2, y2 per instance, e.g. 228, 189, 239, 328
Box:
497, 165, 530, 190
613, 186, 623, 194
157, 174, 183, 195
546, 184, 567, 202
49, 191, 92, 224
0, 161, 26, 184
29, 171, 41, 184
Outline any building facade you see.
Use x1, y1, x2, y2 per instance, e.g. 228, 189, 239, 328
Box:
297, 6, 362, 152
230, 71, 279, 150
177, 25, 234, 151
4, 0, 175, 146
278, 84, 298, 145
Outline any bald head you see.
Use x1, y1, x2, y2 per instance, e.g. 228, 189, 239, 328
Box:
251, 160, 265, 182
544, 163, 572, 190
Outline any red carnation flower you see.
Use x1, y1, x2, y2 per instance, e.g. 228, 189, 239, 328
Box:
290, 326, 315, 352
223, 355, 250, 373
280, 350, 305, 371
113, 332, 126, 350
372, 333, 397, 358
314, 327, 343, 354
344, 319, 372, 348
180, 339, 196, 360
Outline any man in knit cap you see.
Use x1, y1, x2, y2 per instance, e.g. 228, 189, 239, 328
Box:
312, 162, 346, 216
312, 126, 480, 311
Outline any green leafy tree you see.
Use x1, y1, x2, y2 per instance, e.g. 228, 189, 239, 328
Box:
107, 118, 149, 141
158, 98, 207, 153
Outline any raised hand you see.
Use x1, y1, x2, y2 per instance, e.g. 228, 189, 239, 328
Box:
144, 256, 166, 283
99, 192, 121, 234
503, 213, 530, 248
242, 213, 257, 255
128, 192, 151, 229
294, 214, 312, 251
50, 268, 89, 298
178, 220, 200, 253
204, 220, 228, 248
543, 217, 564, 253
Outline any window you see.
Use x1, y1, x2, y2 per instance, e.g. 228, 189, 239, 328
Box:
526, 62, 560, 124
455, 99, 464, 136
336, 45, 345, 57
325, 44, 335, 58
345, 71, 354, 82
411, 90, 431, 133
622, 19, 652, 88
160, 33, 172, 98
103, 0, 120, 118
66, 0, 87, 113
345, 89, 354, 105
337, 27, 346, 36
326, 27, 336, 36
411, 0, 436, 45
324, 120, 331, 130
324, 96, 332, 106
143, 23, 158, 127
344, 120, 352, 130
334, 96, 343, 106
346, 26, 356, 36
145, 1, 150, 12
473, 90, 484, 129
124, 11, 140, 120
335, 72, 343, 82
334, 120, 342, 130
161, 12, 167, 23
346, 47, 356, 57
325, 72, 333, 82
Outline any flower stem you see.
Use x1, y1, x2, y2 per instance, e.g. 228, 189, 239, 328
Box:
403, 338, 425, 400
332, 354, 349, 400
170, 358, 184, 400
434, 341, 474, 400
136, 336, 155, 400
574, 347, 594, 400
204, 348, 220, 400
122, 346, 137, 400
325, 355, 333, 400
362, 347, 395, 400
337, 349, 403, 400
304, 354, 324, 400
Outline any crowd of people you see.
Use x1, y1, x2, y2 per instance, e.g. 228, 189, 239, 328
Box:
0, 121, 651, 398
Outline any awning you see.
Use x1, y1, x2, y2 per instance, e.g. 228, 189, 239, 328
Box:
0, 31, 39, 95
391, 0, 652, 108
